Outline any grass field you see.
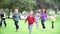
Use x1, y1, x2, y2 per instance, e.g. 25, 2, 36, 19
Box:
0, 16, 60, 34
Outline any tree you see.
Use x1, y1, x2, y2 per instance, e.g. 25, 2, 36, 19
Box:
0, 0, 36, 18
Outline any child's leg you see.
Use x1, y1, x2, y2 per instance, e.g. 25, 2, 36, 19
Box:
14, 21, 19, 32
0, 20, 3, 27
0, 21, 2, 27
41, 20, 45, 29
52, 21, 54, 28
28, 24, 33, 34
3, 19, 7, 27
36, 22, 39, 29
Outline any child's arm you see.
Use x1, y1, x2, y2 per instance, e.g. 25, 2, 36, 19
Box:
19, 14, 21, 19
25, 16, 28, 23
12, 13, 15, 19
33, 16, 35, 23
12, 14, 14, 19
40, 14, 42, 19
45, 14, 48, 20
25, 19, 27, 23
3, 14, 5, 18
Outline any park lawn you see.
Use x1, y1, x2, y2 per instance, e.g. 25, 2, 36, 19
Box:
0, 16, 60, 34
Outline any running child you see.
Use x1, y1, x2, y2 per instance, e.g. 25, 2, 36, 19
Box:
13, 9, 20, 32
35, 13, 39, 29
25, 10, 35, 34
0, 9, 7, 27
51, 14, 56, 28
0, 14, 1, 27
40, 8, 47, 29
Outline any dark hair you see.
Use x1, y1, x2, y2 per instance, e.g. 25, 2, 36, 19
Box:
45, 10, 46, 13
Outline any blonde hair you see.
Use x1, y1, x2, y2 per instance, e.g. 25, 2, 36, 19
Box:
29, 10, 34, 15
14, 9, 19, 13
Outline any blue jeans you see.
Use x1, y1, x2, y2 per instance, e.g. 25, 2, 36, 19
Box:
28, 24, 33, 34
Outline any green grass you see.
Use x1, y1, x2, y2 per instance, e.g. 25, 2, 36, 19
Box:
47, 10, 60, 15
0, 16, 60, 34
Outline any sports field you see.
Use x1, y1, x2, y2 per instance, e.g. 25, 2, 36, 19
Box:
0, 16, 60, 34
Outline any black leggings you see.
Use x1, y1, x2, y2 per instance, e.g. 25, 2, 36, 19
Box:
0, 19, 6, 27
52, 21, 54, 28
14, 21, 19, 30
41, 20, 45, 29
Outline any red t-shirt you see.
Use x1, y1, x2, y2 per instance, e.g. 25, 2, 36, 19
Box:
25, 15, 35, 25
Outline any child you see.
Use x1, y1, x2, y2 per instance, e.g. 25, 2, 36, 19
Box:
40, 9, 47, 29
25, 10, 35, 34
35, 13, 39, 29
0, 9, 7, 27
13, 9, 20, 32
51, 15, 56, 28
0, 16, 1, 27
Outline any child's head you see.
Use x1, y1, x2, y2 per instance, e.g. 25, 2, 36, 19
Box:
1, 9, 4, 14
29, 10, 34, 15
35, 13, 39, 17
14, 9, 19, 14
36, 13, 39, 16
41, 8, 46, 13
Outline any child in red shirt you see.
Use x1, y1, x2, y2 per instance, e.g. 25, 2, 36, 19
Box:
25, 10, 35, 34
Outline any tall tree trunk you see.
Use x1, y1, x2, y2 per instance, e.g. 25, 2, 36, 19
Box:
8, 9, 10, 18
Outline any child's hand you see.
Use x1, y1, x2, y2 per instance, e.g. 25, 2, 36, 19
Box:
25, 21, 26, 24
2, 17, 5, 18
46, 16, 50, 20
46, 18, 49, 20
45, 18, 47, 20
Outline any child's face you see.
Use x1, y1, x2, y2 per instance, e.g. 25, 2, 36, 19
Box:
42, 9, 46, 13
15, 9, 19, 13
1, 9, 4, 14
30, 10, 34, 15
36, 13, 39, 15
1, 11, 4, 14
